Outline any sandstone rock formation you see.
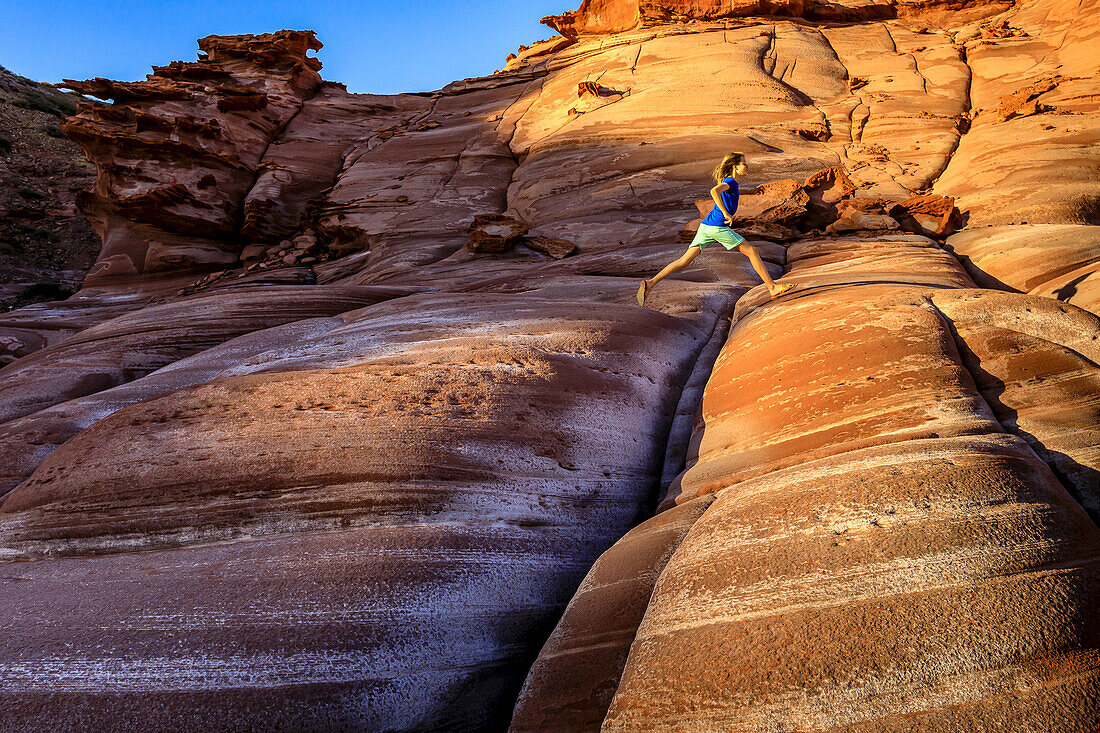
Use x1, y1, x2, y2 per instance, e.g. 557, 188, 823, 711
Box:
467, 213, 530, 252
929, 0, 1100, 319
0, 285, 735, 731
522, 234, 576, 258
541, 0, 899, 38
58, 30, 325, 282
1, 0, 1098, 729
600, 241, 1100, 730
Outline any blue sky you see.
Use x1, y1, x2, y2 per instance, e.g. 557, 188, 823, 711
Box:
2, 0, 572, 94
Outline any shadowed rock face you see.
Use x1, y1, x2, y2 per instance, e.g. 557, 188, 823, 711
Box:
2, 0, 1099, 729
0, 288, 732, 730
0, 67, 99, 311
509, 495, 717, 732
239, 85, 429, 244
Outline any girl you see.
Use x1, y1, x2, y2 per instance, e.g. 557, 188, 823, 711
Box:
637, 152, 794, 305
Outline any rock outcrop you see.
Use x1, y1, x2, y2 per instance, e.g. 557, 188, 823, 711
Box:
467, 213, 530, 252
239, 85, 425, 244
597, 240, 1100, 730
928, 0, 1100, 319
0, 286, 735, 731
1, 0, 1098, 729
59, 30, 325, 282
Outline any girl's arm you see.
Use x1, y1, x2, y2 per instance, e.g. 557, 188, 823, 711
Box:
710, 182, 734, 225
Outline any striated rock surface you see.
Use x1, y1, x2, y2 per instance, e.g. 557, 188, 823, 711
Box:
581, 235, 1100, 731
0, 284, 427, 493
927, 0, 1100, 321
509, 495, 716, 731
541, 0, 901, 38
932, 0, 1100, 227
0, 285, 419, 427
2, 0, 1099, 729
309, 82, 523, 279
239, 84, 427, 243
0, 287, 734, 730
945, 224, 1100, 316
608, 432, 1099, 730
522, 234, 576, 258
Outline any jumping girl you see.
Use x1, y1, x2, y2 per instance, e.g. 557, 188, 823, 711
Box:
637, 152, 794, 305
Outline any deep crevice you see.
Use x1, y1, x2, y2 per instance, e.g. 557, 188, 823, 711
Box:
926, 41, 973, 192
655, 290, 741, 501
232, 88, 319, 240
501, 77, 549, 217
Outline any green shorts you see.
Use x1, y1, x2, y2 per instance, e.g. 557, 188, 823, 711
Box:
690, 223, 746, 250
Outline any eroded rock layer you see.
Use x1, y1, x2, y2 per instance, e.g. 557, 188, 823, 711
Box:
1, 0, 1099, 729
0, 67, 98, 311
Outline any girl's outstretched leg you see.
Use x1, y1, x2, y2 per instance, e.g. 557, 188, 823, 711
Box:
740, 244, 793, 299
639, 246, 700, 305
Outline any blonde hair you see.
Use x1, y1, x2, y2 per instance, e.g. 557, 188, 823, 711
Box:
712, 152, 745, 182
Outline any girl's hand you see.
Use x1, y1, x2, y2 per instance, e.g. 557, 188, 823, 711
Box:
724, 216, 734, 227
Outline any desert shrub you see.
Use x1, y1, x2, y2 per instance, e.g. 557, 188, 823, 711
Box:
0, 132, 10, 154
13, 90, 77, 117
13, 91, 54, 113
16, 186, 45, 200
14, 224, 51, 239
53, 95, 78, 116
44, 123, 66, 138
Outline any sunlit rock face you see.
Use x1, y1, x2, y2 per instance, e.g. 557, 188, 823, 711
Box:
598, 241, 1100, 730
540, 0, 901, 38
2, 0, 1099, 729
945, 225, 1100, 315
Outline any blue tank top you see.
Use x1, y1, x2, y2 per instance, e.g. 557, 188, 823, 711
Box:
701, 177, 739, 226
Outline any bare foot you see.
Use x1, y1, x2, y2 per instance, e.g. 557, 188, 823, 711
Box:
769, 282, 794, 300
637, 279, 650, 306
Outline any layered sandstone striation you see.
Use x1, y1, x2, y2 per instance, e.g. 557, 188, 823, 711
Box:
1, 0, 1099, 729
945, 224, 1100, 314
928, 0, 1100, 318
0, 286, 735, 730
512, 233, 1100, 730
597, 242, 1100, 730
